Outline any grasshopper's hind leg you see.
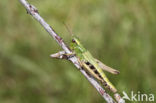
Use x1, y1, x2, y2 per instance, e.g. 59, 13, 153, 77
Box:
101, 80, 117, 93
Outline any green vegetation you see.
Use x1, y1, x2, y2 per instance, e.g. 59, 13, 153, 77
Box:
0, 0, 155, 103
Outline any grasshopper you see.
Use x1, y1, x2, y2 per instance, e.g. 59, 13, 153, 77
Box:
69, 37, 119, 93
51, 25, 119, 93
51, 36, 119, 93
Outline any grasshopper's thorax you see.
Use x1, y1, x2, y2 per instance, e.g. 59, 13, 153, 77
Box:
70, 37, 87, 59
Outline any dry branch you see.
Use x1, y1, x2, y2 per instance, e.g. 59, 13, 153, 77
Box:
19, 0, 125, 103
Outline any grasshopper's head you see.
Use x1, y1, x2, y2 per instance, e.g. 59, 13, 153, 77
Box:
70, 37, 86, 53
71, 37, 81, 46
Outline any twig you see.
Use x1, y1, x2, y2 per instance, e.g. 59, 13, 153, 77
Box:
19, 0, 125, 103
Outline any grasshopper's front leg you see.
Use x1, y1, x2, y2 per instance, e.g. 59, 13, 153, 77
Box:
95, 59, 120, 75
50, 51, 76, 60
50, 51, 67, 59
50, 51, 84, 68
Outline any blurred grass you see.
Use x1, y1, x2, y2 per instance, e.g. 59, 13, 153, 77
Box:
0, 0, 156, 103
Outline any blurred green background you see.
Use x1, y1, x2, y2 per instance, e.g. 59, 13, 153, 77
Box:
0, 0, 155, 103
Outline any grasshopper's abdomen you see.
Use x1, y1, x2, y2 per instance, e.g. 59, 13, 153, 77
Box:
84, 61, 117, 93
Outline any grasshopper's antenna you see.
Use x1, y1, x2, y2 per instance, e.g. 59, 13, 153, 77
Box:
63, 22, 74, 36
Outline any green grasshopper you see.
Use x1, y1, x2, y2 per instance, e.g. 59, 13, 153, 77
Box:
51, 25, 119, 93
69, 36, 119, 93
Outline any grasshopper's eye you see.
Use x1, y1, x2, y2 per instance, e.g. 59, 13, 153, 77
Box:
72, 39, 76, 43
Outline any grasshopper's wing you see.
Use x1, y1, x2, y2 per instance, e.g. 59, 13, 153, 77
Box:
95, 59, 120, 75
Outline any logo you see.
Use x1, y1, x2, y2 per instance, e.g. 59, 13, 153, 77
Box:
122, 91, 154, 102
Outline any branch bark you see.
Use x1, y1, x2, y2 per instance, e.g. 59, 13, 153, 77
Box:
19, 0, 125, 103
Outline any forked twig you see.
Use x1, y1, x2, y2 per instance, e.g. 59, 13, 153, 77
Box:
19, 0, 125, 103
